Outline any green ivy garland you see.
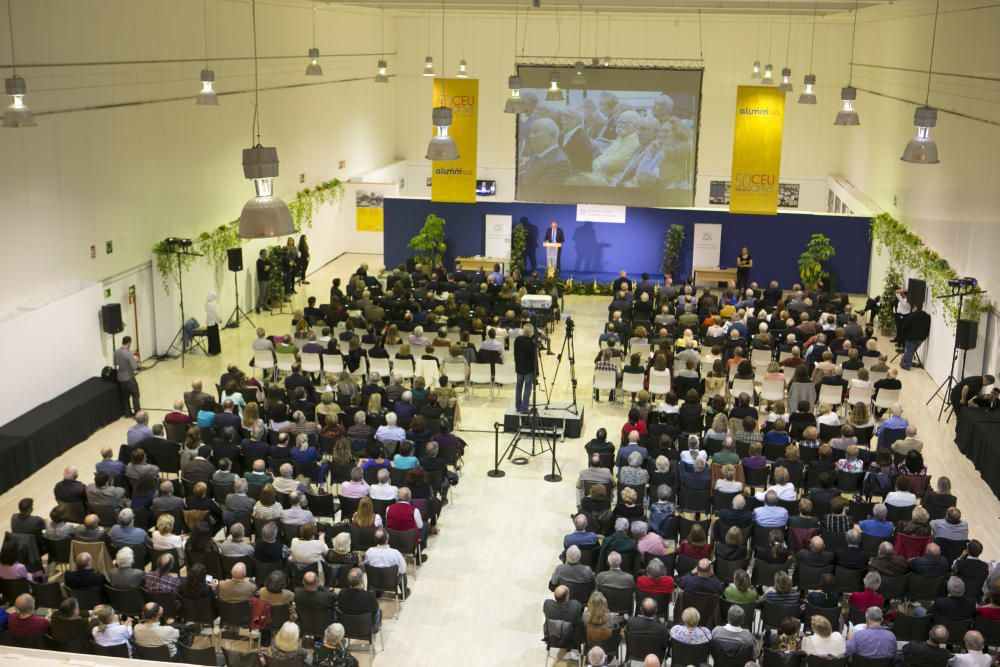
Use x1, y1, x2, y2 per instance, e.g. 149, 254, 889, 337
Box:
510, 223, 528, 275
152, 241, 197, 294
151, 178, 344, 291
196, 222, 242, 284
289, 178, 346, 231
871, 212, 990, 326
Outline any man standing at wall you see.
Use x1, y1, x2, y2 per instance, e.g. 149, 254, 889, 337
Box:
514, 323, 537, 414
115, 336, 139, 417
255, 248, 271, 314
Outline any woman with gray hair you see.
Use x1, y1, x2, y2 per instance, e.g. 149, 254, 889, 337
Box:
618, 451, 649, 488
847, 571, 884, 612
312, 623, 356, 666
325, 531, 360, 568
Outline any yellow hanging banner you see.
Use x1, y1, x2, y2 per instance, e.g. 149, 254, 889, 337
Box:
431, 78, 478, 203
729, 85, 786, 215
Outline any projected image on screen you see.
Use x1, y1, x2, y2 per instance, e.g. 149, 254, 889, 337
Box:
515, 66, 701, 208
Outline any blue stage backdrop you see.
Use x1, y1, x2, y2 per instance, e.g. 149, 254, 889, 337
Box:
383, 199, 872, 294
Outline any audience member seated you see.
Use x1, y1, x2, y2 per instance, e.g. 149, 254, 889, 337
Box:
597, 551, 636, 592
859, 503, 895, 539
910, 543, 951, 577
669, 607, 711, 645
898, 505, 933, 537
753, 491, 789, 528
899, 624, 952, 667
625, 597, 669, 655
797, 536, 834, 567
870, 541, 908, 577
109, 546, 145, 589
54, 466, 87, 504
543, 585, 584, 662
835, 529, 870, 570
822, 496, 853, 533
91, 604, 133, 655
133, 602, 180, 658
931, 507, 969, 542
144, 553, 182, 595
676, 558, 724, 596
254, 522, 289, 563
848, 571, 884, 612
885, 475, 917, 508
49, 597, 92, 645
109, 508, 149, 549
677, 524, 711, 560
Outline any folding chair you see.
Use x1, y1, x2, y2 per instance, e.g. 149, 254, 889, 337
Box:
468, 362, 494, 398
253, 349, 277, 380
593, 369, 619, 404
275, 352, 297, 376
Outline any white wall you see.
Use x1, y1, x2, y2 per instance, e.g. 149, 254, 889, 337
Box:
0, 0, 398, 362
392, 10, 852, 204
836, 0, 1000, 381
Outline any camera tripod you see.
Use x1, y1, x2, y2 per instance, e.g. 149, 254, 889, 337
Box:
160, 247, 204, 368
545, 317, 579, 415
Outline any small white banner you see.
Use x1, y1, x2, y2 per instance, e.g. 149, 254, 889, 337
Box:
576, 203, 626, 224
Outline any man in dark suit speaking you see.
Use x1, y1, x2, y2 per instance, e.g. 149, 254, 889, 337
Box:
544, 220, 565, 271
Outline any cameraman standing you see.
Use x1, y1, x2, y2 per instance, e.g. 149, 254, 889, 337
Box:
514, 323, 537, 414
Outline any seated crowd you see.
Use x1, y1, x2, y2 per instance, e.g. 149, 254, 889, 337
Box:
0, 263, 479, 664
545, 274, 995, 666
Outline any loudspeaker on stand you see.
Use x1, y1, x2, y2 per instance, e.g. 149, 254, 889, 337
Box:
907, 278, 926, 310
956, 320, 978, 350
101, 303, 124, 334
227, 248, 244, 272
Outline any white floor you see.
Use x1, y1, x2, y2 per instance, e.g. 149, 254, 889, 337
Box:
2, 251, 998, 667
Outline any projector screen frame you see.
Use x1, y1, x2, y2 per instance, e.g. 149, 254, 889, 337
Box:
514, 63, 704, 208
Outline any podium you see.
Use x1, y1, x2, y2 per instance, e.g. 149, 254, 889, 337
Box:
543, 241, 562, 272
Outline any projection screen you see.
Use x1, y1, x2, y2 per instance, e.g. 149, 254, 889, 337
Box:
515, 65, 702, 208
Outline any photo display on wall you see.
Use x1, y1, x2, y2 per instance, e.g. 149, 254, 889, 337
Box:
709, 180, 800, 208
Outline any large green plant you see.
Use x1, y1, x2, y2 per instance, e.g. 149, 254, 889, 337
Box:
152, 240, 197, 294
879, 265, 903, 334
798, 233, 836, 291
407, 214, 447, 267
510, 223, 528, 275
662, 224, 686, 279
871, 212, 991, 326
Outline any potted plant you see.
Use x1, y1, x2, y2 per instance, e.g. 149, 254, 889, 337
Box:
798, 233, 836, 292
407, 214, 447, 268
662, 224, 686, 280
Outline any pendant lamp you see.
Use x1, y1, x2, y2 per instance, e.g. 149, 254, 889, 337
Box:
798, 2, 818, 104
778, 67, 793, 92
305, 5, 323, 76
901, 0, 941, 164
835, 0, 861, 125
545, 71, 564, 101
239, 0, 294, 239
751, 61, 761, 79
504, 75, 526, 114
375, 60, 389, 83
572, 61, 587, 86
762, 64, 774, 85
425, 0, 459, 162
375, 2, 388, 82
196, 0, 218, 105
457, 59, 469, 78
3, 1, 34, 127
423, 56, 435, 77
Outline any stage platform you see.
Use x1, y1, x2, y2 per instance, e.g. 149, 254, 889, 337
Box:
0, 377, 122, 495
502, 402, 584, 439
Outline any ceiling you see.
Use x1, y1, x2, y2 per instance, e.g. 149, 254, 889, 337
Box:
320, 0, 893, 16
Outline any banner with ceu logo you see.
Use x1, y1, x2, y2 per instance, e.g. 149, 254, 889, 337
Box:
730, 86, 786, 215
431, 78, 478, 203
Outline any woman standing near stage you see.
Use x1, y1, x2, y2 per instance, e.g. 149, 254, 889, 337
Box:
205, 291, 221, 356
297, 235, 310, 285
736, 246, 753, 292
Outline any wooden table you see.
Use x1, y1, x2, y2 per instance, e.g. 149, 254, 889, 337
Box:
456, 256, 506, 273
693, 266, 738, 286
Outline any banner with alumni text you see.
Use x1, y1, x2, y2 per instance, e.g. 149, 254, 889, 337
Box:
431, 78, 478, 203
729, 86, 786, 215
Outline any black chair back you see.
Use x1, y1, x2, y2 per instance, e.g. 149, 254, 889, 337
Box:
624, 630, 667, 662
597, 583, 633, 616
180, 643, 219, 666
752, 560, 791, 588
670, 641, 711, 665
217, 600, 253, 629
298, 608, 336, 637
973, 616, 1000, 647
674, 590, 720, 628
875, 573, 909, 600
715, 557, 750, 585
803, 602, 842, 632
188, 550, 224, 578
564, 579, 595, 607
91, 640, 130, 658
762, 648, 804, 667
254, 557, 285, 583
135, 644, 173, 661
893, 612, 934, 642
223, 647, 261, 667
711, 640, 756, 667
835, 471, 863, 493
105, 585, 144, 617
180, 595, 217, 625
796, 563, 833, 590
761, 601, 802, 629
848, 657, 895, 667
906, 575, 946, 601
264, 655, 305, 667
0, 576, 30, 604
58, 501, 88, 524
30, 580, 65, 609
306, 492, 336, 519
833, 566, 865, 593
144, 590, 179, 619
339, 611, 377, 640
364, 564, 402, 597
805, 657, 847, 667
72, 586, 102, 612
350, 525, 378, 551
338, 495, 361, 521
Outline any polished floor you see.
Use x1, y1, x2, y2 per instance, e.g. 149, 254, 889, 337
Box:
2, 252, 998, 666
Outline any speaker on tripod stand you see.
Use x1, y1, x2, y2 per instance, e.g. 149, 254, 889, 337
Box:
224, 248, 255, 329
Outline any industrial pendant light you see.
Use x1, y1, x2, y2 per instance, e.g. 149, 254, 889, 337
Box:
304, 4, 323, 76
750, 23, 761, 79
901, 0, 941, 164
834, 0, 861, 125
423, 16, 435, 76
777, 14, 793, 92
778, 68, 793, 92
504, 0, 525, 113
426, 0, 459, 162
799, 3, 818, 104
545, 71, 564, 101
571, 2, 586, 86
3, 0, 34, 127
456, 59, 469, 78
799, 74, 817, 104
835, 86, 859, 125
761, 22, 774, 85
196, 0, 219, 105
239, 0, 294, 239
762, 64, 774, 85
375, 2, 389, 82
504, 76, 526, 114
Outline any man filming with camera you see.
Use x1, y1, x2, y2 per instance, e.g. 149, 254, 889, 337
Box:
514, 324, 538, 414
